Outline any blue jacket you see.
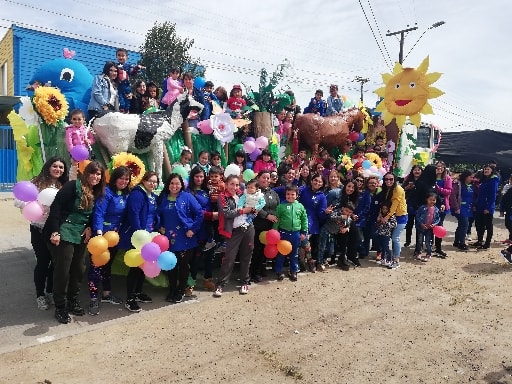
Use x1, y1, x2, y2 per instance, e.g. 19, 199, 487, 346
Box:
119, 186, 159, 250
92, 186, 128, 233
156, 190, 203, 252
415, 204, 440, 230
188, 188, 212, 242
304, 97, 327, 116
298, 186, 327, 235
88, 74, 119, 112
355, 190, 372, 228
475, 175, 499, 214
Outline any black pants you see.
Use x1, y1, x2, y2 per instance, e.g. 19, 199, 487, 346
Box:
167, 249, 193, 295
405, 213, 415, 244
475, 212, 494, 245
30, 225, 53, 297
126, 267, 146, 299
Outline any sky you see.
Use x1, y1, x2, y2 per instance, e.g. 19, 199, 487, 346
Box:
1, 0, 511, 132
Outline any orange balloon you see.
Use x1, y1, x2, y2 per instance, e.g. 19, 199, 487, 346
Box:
277, 240, 292, 255
87, 236, 109, 256
78, 160, 91, 174
91, 250, 110, 267
103, 231, 120, 248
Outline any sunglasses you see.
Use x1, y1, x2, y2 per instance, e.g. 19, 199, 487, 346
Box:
384, 178, 394, 181
355, 179, 364, 182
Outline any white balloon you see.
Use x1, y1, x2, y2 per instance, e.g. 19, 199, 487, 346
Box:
37, 188, 58, 206
224, 163, 241, 178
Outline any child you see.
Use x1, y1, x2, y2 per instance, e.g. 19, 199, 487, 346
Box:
193, 150, 211, 176
161, 67, 183, 108
414, 192, 441, 262
237, 179, 265, 224
374, 136, 387, 156
115, 48, 144, 113
375, 201, 397, 267
303, 89, 327, 116
65, 109, 94, 180
145, 82, 160, 110
233, 150, 247, 175
281, 112, 293, 147
317, 199, 347, 271
205, 166, 225, 252
203, 80, 220, 117
253, 149, 277, 173
210, 151, 224, 172
226, 85, 246, 119
273, 185, 308, 281
335, 202, 360, 269
172, 146, 193, 175
298, 238, 316, 273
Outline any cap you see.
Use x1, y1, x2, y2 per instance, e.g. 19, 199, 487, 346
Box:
232, 84, 242, 91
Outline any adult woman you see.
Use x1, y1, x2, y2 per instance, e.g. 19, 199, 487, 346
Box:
88, 166, 131, 315
433, 161, 453, 257
449, 169, 475, 251
157, 173, 203, 303
354, 176, 372, 259
402, 165, 423, 247
119, 171, 160, 312
472, 164, 499, 249
297, 163, 311, 187
88, 61, 119, 119
18, 157, 68, 310
129, 80, 148, 114
213, 175, 255, 297
44, 161, 105, 324
337, 179, 361, 267
360, 176, 381, 259
250, 170, 280, 282
379, 172, 407, 269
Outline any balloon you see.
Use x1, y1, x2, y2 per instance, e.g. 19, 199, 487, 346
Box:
150, 231, 160, 239
197, 119, 213, 134
36, 188, 57, 206
194, 76, 206, 89
103, 231, 120, 248
152, 234, 170, 252
266, 229, 281, 245
70, 144, 89, 161
172, 165, 189, 179
157, 250, 177, 270
348, 131, 359, 142
258, 231, 268, 245
141, 260, 161, 278
379, 168, 387, 176
246, 161, 253, 170
13, 181, 38, 202
131, 229, 152, 249
243, 140, 256, 154
242, 169, 255, 181
124, 249, 144, 267
246, 136, 255, 142
264, 244, 278, 259
362, 169, 372, 178
224, 163, 241, 178
22, 201, 44, 221
91, 250, 110, 267
78, 160, 91, 174
277, 240, 292, 255
357, 133, 365, 142
362, 160, 371, 170
235, 143, 244, 153
255, 136, 269, 149
433, 226, 447, 239
87, 236, 109, 256
370, 166, 378, 173
141, 242, 162, 262
249, 148, 262, 162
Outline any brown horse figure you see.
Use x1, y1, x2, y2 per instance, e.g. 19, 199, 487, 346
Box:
294, 107, 365, 156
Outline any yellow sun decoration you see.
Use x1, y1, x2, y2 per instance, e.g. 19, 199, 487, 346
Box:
32, 86, 68, 126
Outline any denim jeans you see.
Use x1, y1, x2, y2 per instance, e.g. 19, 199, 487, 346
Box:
377, 234, 391, 262
275, 230, 300, 273
453, 214, 469, 246
415, 228, 433, 255
391, 222, 407, 258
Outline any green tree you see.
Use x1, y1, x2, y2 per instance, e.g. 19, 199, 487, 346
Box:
138, 21, 203, 84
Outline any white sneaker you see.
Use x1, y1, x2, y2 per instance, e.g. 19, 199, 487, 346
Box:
203, 240, 216, 252
465, 235, 472, 242
213, 286, 223, 297
36, 296, 49, 310
239, 284, 249, 295
45, 293, 54, 306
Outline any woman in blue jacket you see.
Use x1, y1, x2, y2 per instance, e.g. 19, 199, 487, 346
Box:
449, 169, 475, 251
157, 173, 203, 304
87, 61, 120, 119
473, 164, 499, 249
119, 171, 160, 312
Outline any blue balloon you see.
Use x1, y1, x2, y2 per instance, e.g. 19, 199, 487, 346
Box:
157, 251, 177, 270
357, 133, 365, 142
194, 76, 206, 89
362, 160, 372, 170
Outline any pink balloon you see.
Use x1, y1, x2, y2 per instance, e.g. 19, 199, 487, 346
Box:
70, 144, 89, 161
152, 234, 170, 252
141, 242, 161, 262
243, 140, 256, 154
433, 225, 447, 238
369, 166, 378, 173
197, 119, 213, 134
13, 181, 38, 202
255, 136, 269, 149
140, 261, 161, 278
22, 201, 44, 221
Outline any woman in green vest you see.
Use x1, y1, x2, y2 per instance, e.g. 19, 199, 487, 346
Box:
44, 161, 106, 324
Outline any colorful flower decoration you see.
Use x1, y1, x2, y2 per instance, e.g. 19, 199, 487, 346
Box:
364, 152, 382, 169
32, 86, 68, 126
337, 154, 354, 174
111, 152, 146, 187
211, 113, 236, 145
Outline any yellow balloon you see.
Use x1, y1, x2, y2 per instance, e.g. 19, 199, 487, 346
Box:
258, 231, 268, 245
91, 250, 110, 267
103, 231, 120, 248
124, 249, 144, 267
87, 236, 109, 256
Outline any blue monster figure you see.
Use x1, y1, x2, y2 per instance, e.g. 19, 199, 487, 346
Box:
28, 49, 93, 113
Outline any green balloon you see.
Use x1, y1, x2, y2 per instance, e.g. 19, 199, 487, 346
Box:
243, 169, 255, 181
173, 165, 189, 179
235, 143, 244, 152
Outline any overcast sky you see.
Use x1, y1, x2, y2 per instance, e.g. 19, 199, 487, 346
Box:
1, 0, 510, 132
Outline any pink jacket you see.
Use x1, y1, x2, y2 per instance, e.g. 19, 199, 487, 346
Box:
161, 78, 183, 105
65, 125, 95, 153
253, 159, 276, 174
436, 176, 453, 212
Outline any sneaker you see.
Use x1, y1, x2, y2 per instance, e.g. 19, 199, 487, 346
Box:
88, 299, 100, 315
239, 284, 249, 294
135, 292, 152, 303
457, 244, 469, 251
404, 242, 411, 247
45, 293, 54, 306
477, 244, 490, 250
55, 308, 71, 324
184, 287, 194, 297
37, 296, 49, 310
202, 278, 216, 291
213, 286, 223, 297
435, 249, 447, 258
470, 241, 483, 248
203, 240, 216, 252
67, 300, 85, 316
465, 235, 472, 242
125, 299, 141, 312
276, 272, 285, 281
328, 258, 337, 266
414, 252, 423, 261
375, 252, 382, 261
251, 275, 263, 283
101, 294, 123, 305
172, 291, 185, 303
316, 263, 325, 272
501, 250, 512, 264
381, 259, 391, 267
165, 293, 174, 302
288, 272, 298, 282
420, 255, 432, 262
388, 260, 400, 269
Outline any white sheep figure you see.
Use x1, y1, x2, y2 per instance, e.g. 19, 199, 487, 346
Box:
92, 91, 203, 180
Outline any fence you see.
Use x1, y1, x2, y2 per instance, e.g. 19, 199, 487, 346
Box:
0, 124, 17, 191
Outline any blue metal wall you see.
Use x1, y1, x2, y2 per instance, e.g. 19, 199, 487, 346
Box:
0, 124, 16, 190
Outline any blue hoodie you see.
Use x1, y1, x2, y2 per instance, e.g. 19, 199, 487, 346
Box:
475, 175, 499, 214
92, 186, 128, 233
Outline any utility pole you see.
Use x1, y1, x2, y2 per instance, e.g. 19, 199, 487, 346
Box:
354, 76, 369, 102
386, 25, 418, 64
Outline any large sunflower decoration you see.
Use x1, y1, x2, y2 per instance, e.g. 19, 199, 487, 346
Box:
32, 86, 68, 126
374, 56, 444, 128
111, 152, 146, 187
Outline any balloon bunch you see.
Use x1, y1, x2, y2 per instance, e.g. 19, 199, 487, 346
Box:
348, 131, 364, 143
87, 231, 120, 267
124, 230, 177, 278
13, 181, 58, 221
259, 229, 292, 259
242, 136, 269, 162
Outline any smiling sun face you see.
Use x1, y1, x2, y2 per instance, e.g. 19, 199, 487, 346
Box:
375, 56, 444, 127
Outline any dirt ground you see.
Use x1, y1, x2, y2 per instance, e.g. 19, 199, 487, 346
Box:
1, 193, 512, 384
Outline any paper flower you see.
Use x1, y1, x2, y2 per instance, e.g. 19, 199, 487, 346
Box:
18, 96, 39, 126
32, 86, 68, 126
364, 152, 382, 169
211, 113, 236, 145
111, 152, 146, 187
